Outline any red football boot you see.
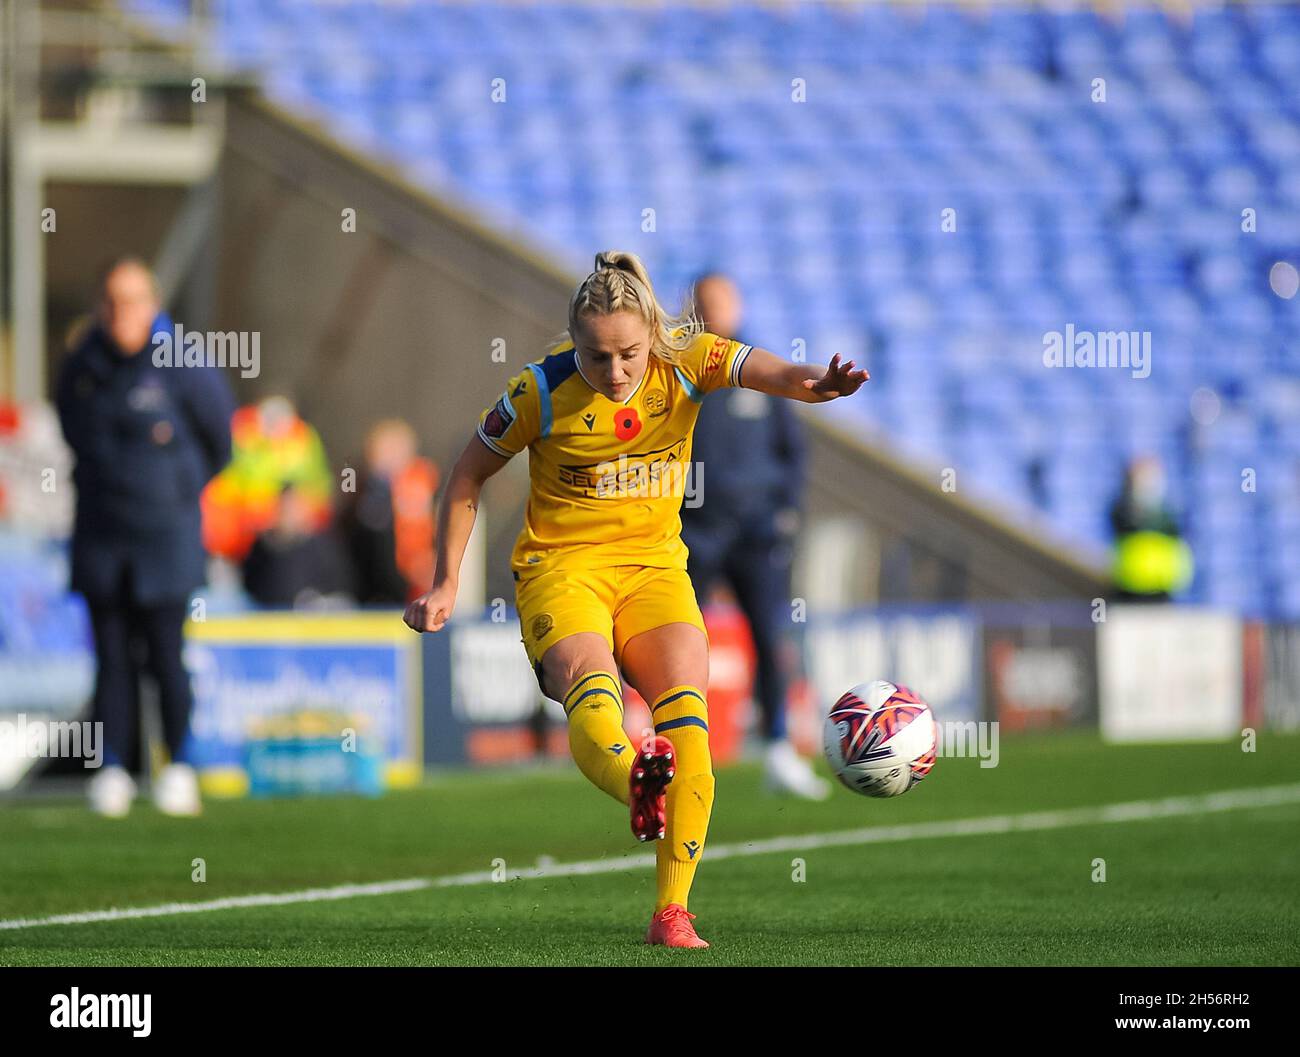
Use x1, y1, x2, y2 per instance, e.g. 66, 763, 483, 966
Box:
645, 904, 710, 949
629, 734, 675, 842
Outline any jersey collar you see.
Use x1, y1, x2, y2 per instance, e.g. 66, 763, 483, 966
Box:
573, 349, 648, 405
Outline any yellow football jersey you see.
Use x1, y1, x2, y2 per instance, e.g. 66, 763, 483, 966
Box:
476, 330, 754, 580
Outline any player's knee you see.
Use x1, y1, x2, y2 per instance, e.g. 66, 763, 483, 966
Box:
544, 639, 615, 702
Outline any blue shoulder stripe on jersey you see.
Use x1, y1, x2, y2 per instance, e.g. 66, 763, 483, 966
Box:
524, 363, 549, 436
528, 348, 580, 437
673, 366, 703, 403
540, 347, 580, 391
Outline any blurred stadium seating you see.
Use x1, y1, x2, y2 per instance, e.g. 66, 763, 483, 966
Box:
117, 0, 1300, 618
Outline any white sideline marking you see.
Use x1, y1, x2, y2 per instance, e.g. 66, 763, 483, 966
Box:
3, 782, 1298, 932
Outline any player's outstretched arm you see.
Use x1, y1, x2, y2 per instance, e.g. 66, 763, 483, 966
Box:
403, 435, 508, 633
738, 347, 869, 403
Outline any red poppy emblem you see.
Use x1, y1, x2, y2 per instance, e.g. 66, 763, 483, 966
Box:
614, 407, 642, 441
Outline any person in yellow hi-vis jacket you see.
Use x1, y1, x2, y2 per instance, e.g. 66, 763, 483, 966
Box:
1109, 455, 1194, 601
403, 251, 867, 949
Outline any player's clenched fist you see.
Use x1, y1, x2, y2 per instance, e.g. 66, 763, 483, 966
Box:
403, 583, 456, 633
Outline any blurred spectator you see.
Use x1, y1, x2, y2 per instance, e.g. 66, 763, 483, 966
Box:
680, 272, 827, 800
201, 395, 333, 562
1109, 455, 1194, 602
242, 484, 353, 608
55, 256, 235, 818
338, 418, 439, 604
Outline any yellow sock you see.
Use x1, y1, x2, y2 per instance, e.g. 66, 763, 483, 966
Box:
650, 686, 715, 912
563, 671, 632, 805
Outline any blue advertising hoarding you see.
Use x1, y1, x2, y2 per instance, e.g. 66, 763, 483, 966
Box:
184, 612, 421, 795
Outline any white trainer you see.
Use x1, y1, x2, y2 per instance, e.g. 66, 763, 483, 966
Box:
88, 765, 136, 818
153, 762, 202, 817
763, 739, 832, 801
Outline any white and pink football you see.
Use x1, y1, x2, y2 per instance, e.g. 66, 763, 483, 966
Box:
822, 680, 938, 798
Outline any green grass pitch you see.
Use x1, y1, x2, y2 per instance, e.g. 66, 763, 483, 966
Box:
2, 731, 1298, 966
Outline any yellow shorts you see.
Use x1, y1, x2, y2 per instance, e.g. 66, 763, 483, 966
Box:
515, 564, 708, 687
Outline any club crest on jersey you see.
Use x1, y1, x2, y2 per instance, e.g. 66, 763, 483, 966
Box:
644, 388, 668, 417
614, 407, 642, 441
482, 397, 514, 439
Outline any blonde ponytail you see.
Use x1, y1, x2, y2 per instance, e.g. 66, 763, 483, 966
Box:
553, 250, 702, 365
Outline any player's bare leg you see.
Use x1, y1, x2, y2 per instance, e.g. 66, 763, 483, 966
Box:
621, 622, 713, 949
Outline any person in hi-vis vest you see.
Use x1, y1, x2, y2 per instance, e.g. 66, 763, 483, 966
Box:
1109, 455, 1193, 601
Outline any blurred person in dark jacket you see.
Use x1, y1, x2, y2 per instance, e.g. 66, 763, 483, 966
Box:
681, 273, 828, 799
338, 418, 439, 605
243, 483, 353, 608
56, 257, 235, 818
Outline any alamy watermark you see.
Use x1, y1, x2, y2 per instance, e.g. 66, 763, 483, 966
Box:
50, 989, 151, 1037
593, 456, 703, 506
1042, 324, 1150, 379
152, 323, 261, 379
935, 720, 999, 768
0, 714, 103, 768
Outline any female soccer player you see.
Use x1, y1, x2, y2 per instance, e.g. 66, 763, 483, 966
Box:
404, 251, 867, 948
